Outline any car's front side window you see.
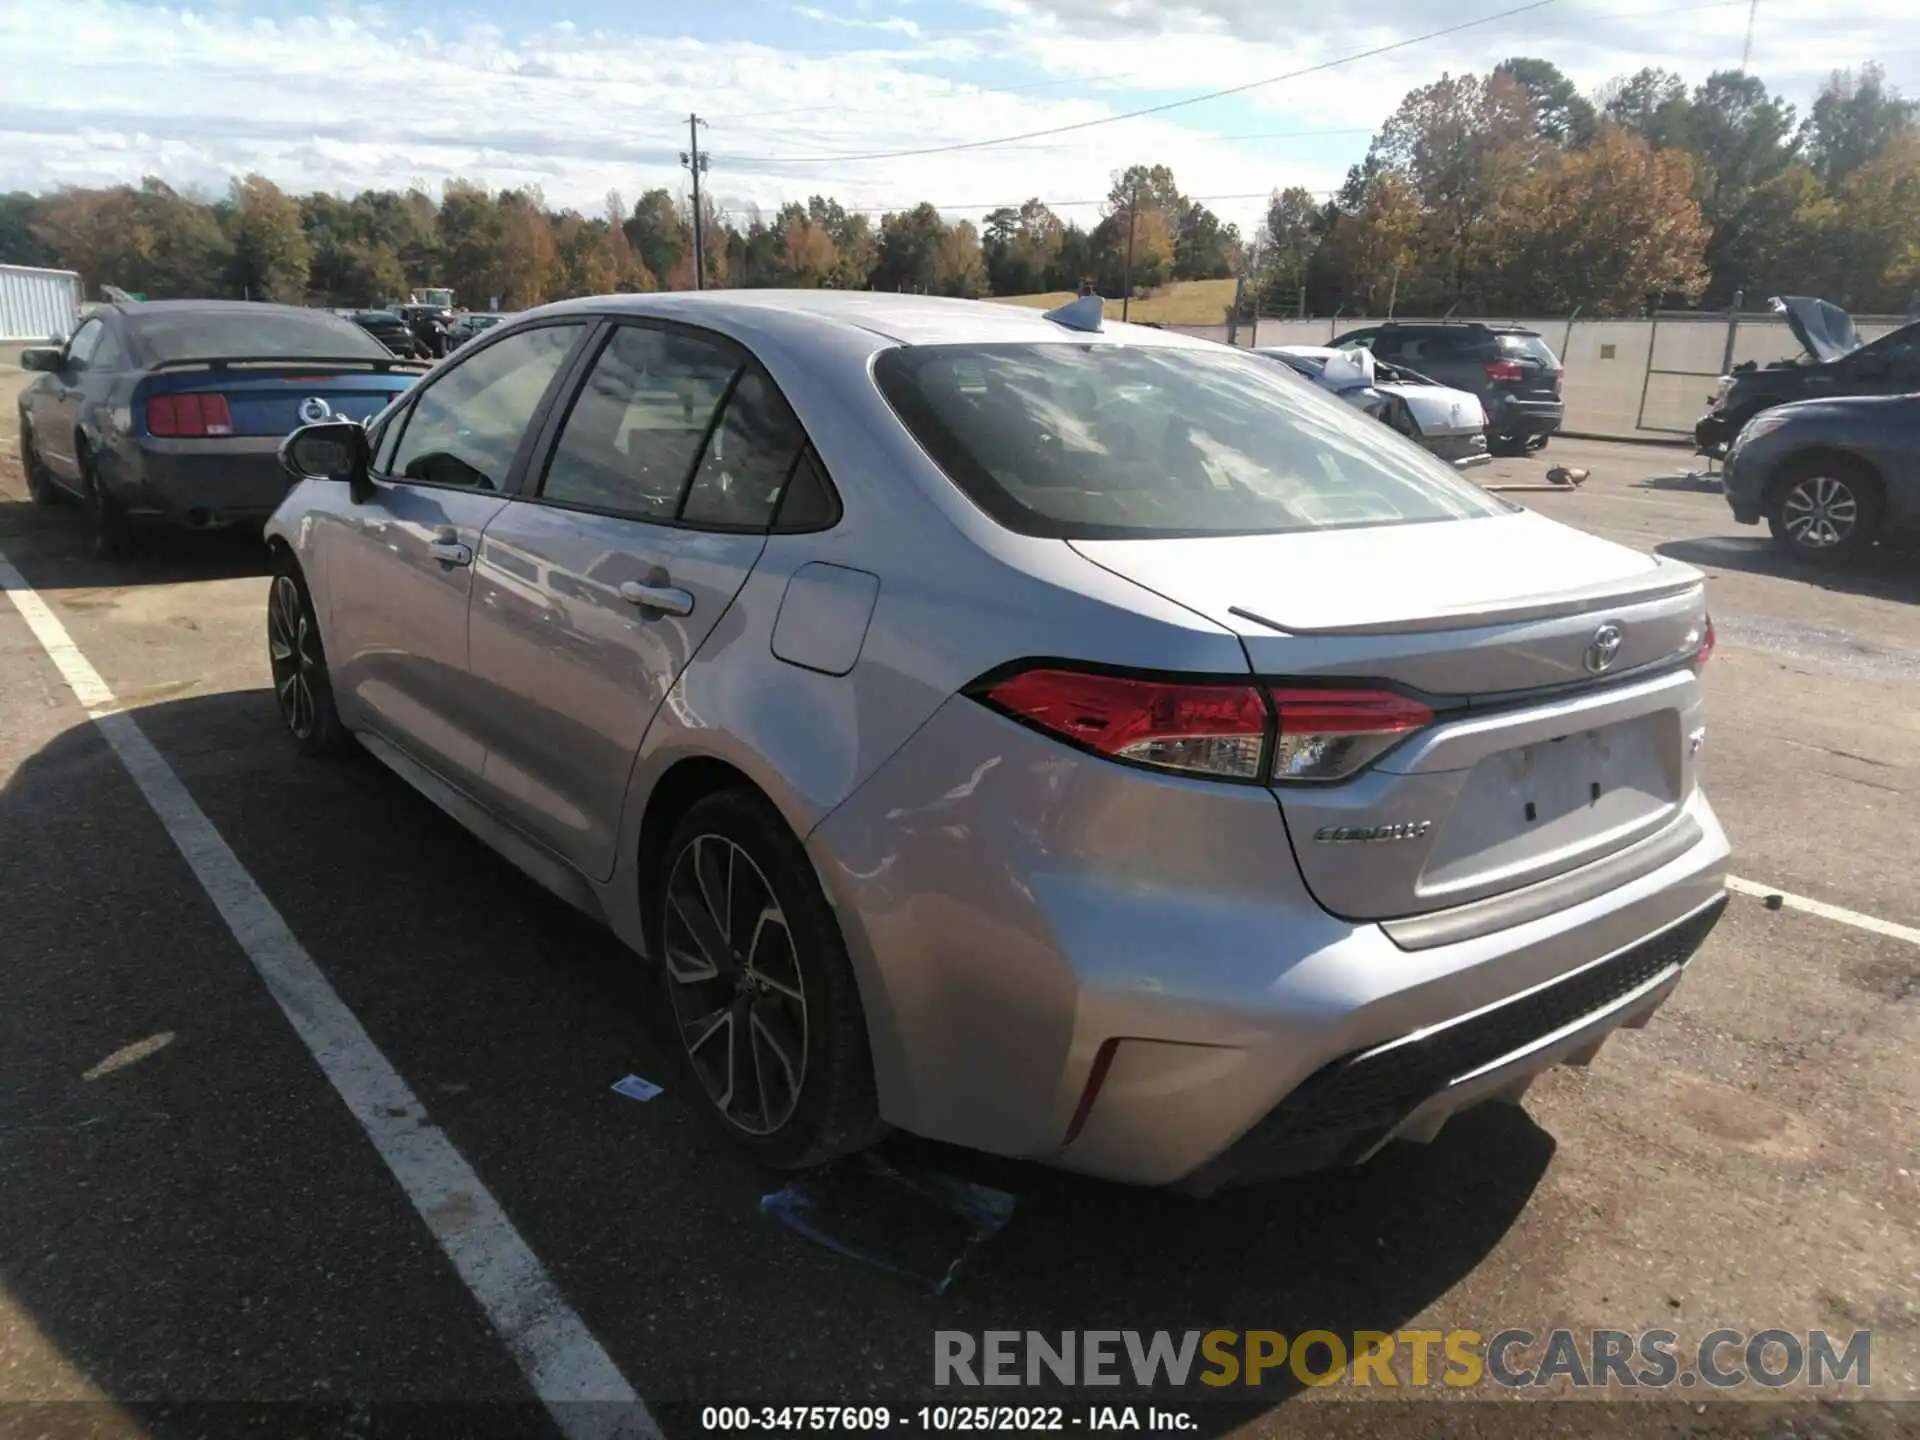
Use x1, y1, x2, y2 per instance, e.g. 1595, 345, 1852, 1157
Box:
386, 323, 585, 491
64, 319, 104, 369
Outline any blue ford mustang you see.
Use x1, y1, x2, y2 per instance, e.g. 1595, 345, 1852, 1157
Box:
16, 299, 429, 559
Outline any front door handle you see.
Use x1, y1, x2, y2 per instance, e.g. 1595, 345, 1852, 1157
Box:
619, 580, 695, 617
427, 534, 473, 566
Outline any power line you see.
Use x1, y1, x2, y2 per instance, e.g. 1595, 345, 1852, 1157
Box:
727, 0, 1564, 164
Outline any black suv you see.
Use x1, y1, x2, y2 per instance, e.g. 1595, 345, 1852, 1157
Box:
1694, 296, 1920, 458
1333, 321, 1565, 455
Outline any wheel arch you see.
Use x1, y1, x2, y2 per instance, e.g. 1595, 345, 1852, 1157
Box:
1764, 446, 1886, 507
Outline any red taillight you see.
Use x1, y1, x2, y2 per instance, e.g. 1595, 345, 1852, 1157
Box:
1485, 359, 1524, 383
1554, 367, 1565, 386
982, 667, 1269, 780
146, 393, 233, 437
1692, 615, 1715, 671
1270, 688, 1434, 783
977, 667, 1436, 784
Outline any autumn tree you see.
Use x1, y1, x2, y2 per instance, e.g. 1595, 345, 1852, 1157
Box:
982, 199, 1064, 295
1508, 123, 1710, 313
1829, 130, 1920, 309
32, 178, 230, 299
932, 219, 986, 298
777, 202, 838, 287
1173, 200, 1238, 281
226, 174, 313, 302
1339, 173, 1423, 312
1369, 71, 1541, 304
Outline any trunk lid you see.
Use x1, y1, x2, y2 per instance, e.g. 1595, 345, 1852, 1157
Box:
137, 367, 419, 438
1071, 512, 1710, 921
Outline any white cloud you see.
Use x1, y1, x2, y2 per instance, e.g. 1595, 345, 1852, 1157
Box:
1, 0, 1915, 241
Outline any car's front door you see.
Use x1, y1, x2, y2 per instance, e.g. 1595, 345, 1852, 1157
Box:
29, 317, 104, 482
465, 319, 818, 880
323, 319, 589, 788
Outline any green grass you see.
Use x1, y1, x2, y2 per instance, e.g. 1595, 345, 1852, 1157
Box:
992, 278, 1239, 325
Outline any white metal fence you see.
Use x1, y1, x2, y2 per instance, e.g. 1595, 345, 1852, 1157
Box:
0, 263, 81, 342
1164, 311, 1906, 444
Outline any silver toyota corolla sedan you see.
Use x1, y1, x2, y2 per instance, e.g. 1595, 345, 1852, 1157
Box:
266, 290, 1730, 1193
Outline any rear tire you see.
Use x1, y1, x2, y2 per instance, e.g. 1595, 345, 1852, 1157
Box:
1527, 433, 1551, 452
1766, 457, 1884, 565
650, 788, 884, 1170
267, 553, 349, 756
78, 443, 135, 561
1487, 431, 1530, 457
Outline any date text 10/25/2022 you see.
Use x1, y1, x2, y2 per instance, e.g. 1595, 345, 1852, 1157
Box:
700, 1408, 1193, 1431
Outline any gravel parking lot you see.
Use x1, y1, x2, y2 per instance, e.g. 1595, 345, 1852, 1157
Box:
2, 367, 1916, 1437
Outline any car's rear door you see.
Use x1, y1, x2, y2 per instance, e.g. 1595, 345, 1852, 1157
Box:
464, 318, 820, 880
323, 319, 591, 788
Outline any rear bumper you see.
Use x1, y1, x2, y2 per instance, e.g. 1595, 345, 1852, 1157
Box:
811, 695, 1732, 1189
1487, 396, 1564, 435
126, 437, 293, 525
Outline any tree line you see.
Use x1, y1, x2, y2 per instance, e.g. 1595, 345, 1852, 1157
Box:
1255, 58, 1919, 319
0, 57, 1913, 321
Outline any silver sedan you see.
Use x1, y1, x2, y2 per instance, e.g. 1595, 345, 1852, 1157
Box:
266, 290, 1730, 1192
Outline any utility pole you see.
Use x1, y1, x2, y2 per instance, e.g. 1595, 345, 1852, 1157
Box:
680, 114, 710, 291
1121, 175, 1140, 323
1739, 0, 1758, 71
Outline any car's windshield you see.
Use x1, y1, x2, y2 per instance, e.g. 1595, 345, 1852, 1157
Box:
133, 308, 394, 362
874, 342, 1511, 539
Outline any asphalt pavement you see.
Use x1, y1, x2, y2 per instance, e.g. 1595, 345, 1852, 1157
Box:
2, 380, 1916, 1438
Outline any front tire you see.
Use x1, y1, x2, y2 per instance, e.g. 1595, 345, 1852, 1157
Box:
1767, 458, 1884, 564
20, 418, 60, 505
652, 789, 883, 1169
267, 555, 348, 756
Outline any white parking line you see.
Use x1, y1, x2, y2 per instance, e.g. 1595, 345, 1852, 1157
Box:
0, 551, 658, 1440
1726, 875, 1920, 948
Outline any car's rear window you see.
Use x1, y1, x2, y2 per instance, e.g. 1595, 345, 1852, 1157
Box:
132, 309, 394, 363
1497, 333, 1560, 365
873, 343, 1512, 540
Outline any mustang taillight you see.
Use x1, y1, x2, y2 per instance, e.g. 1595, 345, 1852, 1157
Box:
1271, 687, 1435, 782
981, 668, 1269, 780
977, 667, 1435, 784
147, 393, 233, 437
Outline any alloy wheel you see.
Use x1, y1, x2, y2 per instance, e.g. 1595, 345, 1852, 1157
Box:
1780, 474, 1858, 550
268, 574, 319, 739
661, 833, 808, 1136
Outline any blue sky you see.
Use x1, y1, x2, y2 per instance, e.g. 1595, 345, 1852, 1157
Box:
3, 0, 1915, 237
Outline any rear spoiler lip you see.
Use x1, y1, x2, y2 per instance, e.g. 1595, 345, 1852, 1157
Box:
1228, 571, 1705, 637
143, 355, 432, 375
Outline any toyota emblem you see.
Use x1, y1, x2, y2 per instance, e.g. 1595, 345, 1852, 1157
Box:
1583, 621, 1625, 674
298, 396, 333, 424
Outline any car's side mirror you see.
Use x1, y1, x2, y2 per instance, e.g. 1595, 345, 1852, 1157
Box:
19, 346, 62, 373
280, 420, 373, 501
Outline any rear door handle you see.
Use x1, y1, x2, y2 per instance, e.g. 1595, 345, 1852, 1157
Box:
619, 580, 694, 616
427, 537, 473, 566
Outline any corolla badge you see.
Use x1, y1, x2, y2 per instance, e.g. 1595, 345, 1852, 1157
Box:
298, 396, 334, 424
1583, 621, 1626, 674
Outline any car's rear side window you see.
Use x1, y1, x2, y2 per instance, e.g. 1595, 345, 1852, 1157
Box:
874, 343, 1511, 540
1498, 333, 1560, 365
539, 323, 742, 521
